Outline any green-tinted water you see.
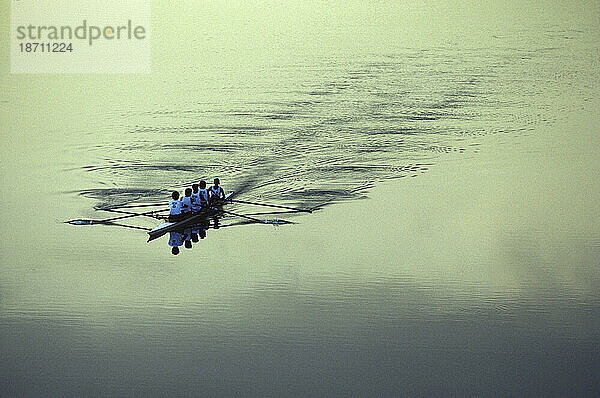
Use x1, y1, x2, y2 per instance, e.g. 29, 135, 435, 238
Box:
1, 1, 599, 396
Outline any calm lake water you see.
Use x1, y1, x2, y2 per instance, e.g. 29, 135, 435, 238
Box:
1, 2, 600, 396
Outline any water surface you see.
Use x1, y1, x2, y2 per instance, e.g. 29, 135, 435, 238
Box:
1, 2, 600, 396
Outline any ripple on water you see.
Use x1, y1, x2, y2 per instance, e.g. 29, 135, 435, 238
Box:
69, 42, 585, 211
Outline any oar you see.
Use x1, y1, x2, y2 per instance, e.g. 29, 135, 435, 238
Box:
219, 209, 271, 224
100, 222, 152, 231
95, 202, 167, 210
67, 209, 165, 225
219, 209, 293, 225
230, 199, 312, 213
243, 210, 304, 216
98, 208, 168, 220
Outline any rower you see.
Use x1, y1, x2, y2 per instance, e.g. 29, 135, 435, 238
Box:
191, 184, 201, 213
209, 178, 225, 203
199, 180, 210, 207
191, 181, 209, 212
168, 191, 183, 222
181, 188, 193, 215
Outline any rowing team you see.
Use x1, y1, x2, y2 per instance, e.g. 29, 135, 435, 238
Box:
168, 178, 226, 221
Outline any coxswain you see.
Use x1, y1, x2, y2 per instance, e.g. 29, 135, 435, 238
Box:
181, 188, 193, 215
209, 178, 225, 203
168, 191, 183, 222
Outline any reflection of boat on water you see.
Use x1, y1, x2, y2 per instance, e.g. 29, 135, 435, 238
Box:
168, 220, 214, 255
147, 192, 234, 242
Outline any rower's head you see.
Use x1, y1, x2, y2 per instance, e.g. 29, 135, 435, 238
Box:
199, 180, 206, 189
192, 184, 199, 193
171, 191, 180, 200
185, 188, 192, 196
171, 246, 180, 255
213, 178, 220, 186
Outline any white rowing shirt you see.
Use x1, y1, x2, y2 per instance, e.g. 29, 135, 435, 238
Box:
191, 189, 209, 211
199, 188, 209, 204
191, 191, 200, 211
181, 196, 193, 213
169, 199, 183, 215
209, 185, 224, 199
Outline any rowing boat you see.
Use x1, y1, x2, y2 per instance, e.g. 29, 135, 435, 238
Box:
66, 190, 308, 238
147, 192, 234, 242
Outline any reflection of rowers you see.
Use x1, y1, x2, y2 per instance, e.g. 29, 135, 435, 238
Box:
183, 228, 193, 249
168, 231, 184, 255
168, 228, 196, 255
192, 219, 209, 241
